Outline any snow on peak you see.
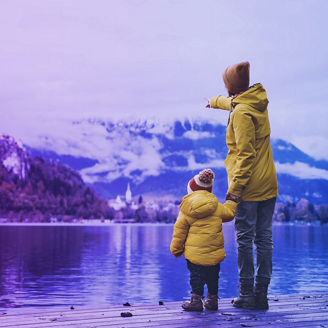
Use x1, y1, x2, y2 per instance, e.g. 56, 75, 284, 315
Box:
0, 134, 29, 180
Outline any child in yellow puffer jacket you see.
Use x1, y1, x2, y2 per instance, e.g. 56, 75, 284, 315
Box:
170, 168, 237, 311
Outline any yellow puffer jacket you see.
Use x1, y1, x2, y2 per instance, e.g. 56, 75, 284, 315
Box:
210, 83, 278, 201
170, 190, 237, 266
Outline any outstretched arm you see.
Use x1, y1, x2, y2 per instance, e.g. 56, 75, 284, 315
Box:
219, 200, 238, 222
207, 95, 232, 111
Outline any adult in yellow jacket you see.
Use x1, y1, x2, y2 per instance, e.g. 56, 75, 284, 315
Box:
170, 169, 237, 312
206, 62, 277, 310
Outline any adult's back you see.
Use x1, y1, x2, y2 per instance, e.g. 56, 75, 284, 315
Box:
224, 83, 277, 201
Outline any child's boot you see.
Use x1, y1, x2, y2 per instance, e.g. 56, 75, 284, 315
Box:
182, 293, 203, 312
204, 293, 218, 310
232, 284, 256, 309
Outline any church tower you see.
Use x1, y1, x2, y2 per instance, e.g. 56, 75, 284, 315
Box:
125, 182, 132, 203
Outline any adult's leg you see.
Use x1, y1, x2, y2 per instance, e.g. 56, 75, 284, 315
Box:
233, 201, 258, 309
255, 197, 275, 285
235, 201, 258, 286
254, 197, 276, 309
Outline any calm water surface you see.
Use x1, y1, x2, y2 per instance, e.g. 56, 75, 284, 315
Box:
0, 223, 327, 310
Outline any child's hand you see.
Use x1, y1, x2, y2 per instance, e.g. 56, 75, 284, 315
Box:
175, 252, 183, 258
204, 97, 211, 108
226, 192, 241, 203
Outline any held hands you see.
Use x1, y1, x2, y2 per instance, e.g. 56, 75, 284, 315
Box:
225, 192, 241, 203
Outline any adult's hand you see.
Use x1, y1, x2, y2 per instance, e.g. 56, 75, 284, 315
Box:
226, 192, 241, 203
204, 97, 211, 108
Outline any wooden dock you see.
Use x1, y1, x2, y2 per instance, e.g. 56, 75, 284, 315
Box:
0, 294, 327, 327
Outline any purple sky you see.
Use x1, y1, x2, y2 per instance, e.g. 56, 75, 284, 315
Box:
1, 0, 328, 159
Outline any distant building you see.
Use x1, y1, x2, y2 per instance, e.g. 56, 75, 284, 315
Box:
126, 182, 132, 203
108, 183, 135, 210
108, 195, 125, 211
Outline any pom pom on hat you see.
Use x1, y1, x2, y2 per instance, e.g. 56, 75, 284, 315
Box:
223, 61, 250, 96
198, 169, 215, 184
187, 169, 215, 194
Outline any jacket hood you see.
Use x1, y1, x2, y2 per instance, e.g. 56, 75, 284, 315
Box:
179, 190, 218, 219
232, 83, 268, 112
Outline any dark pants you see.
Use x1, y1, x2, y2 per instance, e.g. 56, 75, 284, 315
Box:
186, 260, 220, 296
235, 197, 276, 287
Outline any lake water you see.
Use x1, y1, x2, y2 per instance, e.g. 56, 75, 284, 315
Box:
0, 223, 327, 311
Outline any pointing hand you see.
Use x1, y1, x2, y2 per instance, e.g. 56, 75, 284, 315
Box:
204, 97, 211, 108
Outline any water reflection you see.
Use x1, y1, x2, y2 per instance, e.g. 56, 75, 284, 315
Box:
0, 223, 327, 309
270, 224, 328, 294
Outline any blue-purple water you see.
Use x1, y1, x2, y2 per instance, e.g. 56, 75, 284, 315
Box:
0, 223, 327, 310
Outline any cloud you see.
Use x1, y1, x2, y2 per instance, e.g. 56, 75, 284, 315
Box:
75, 120, 165, 183
1, 0, 328, 162
184, 130, 213, 140
187, 155, 226, 171
290, 136, 328, 161
276, 161, 328, 180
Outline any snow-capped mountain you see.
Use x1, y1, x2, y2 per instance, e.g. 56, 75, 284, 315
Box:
0, 135, 109, 219
0, 135, 29, 181
25, 118, 328, 204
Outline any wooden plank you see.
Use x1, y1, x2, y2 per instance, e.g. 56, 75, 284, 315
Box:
0, 301, 326, 322
1, 305, 327, 325
0, 293, 325, 318
0, 293, 326, 328
1, 296, 325, 323
7, 313, 326, 328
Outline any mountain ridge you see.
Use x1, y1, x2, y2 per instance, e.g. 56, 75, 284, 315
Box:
0, 135, 110, 221
21, 118, 328, 204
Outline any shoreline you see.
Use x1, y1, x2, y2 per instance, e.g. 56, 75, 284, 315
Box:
0, 221, 173, 227
0, 221, 327, 227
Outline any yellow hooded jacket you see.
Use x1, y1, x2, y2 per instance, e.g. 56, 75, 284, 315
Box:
210, 83, 278, 201
170, 190, 237, 266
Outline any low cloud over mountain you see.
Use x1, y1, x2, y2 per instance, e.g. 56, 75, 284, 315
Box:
25, 118, 328, 204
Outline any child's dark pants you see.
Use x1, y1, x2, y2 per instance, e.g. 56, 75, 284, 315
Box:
186, 260, 220, 296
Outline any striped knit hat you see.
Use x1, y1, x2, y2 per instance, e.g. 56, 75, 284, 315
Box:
187, 169, 215, 194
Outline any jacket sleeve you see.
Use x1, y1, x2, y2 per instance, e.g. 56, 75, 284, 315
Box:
228, 109, 256, 195
218, 200, 237, 222
170, 211, 190, 257
210, 96, 232, 111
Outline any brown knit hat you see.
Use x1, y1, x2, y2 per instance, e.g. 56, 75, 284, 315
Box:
187, 169, 215, 194
223, 61, 250, 96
